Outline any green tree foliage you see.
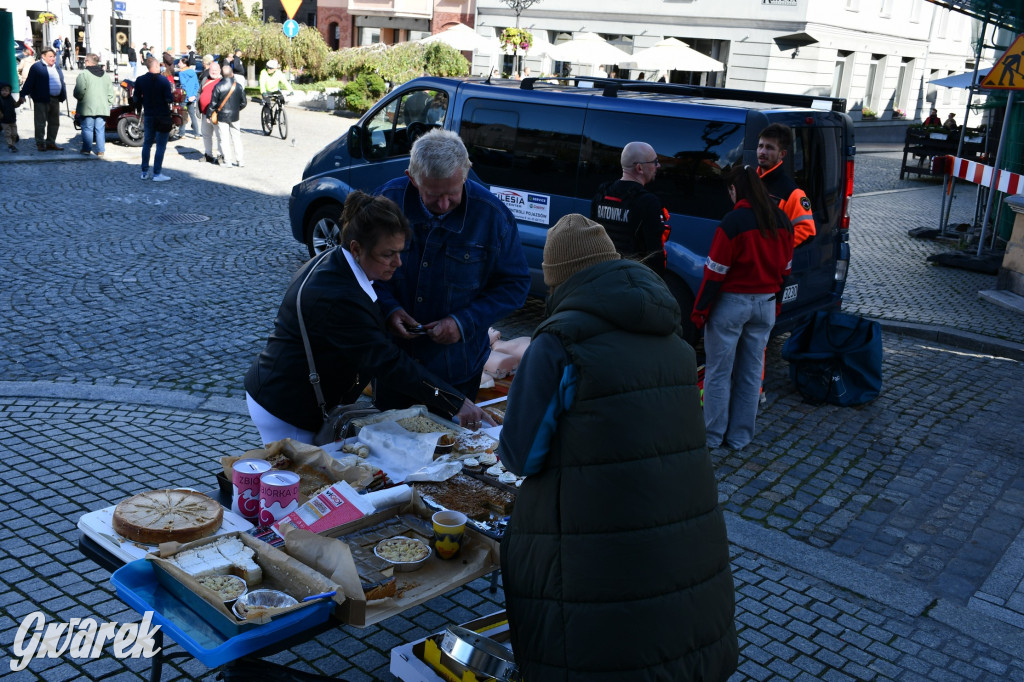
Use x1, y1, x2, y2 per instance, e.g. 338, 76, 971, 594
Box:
325, 42, 468, 84
343, 72, 387, 113
197, 16, 329, 78
423, 43, 470, 77
249, 2, 262, 21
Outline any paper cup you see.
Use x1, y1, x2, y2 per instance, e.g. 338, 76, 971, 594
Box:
432, 510, 468, 560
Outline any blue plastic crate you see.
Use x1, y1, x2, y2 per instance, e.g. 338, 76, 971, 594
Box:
110, 559, 334, 668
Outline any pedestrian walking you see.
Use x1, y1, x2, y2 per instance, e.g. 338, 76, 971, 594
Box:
0, 82, 21, 153
63, 37, 73, 69
73, 54, 115, 157
134, 56, 174, 181
176, 59, 201, 138
692, 165, 794, 449
17, 47, 66, 151
209, 64, 246, 167
198, 61, 223, 164
126, 44, 137, 76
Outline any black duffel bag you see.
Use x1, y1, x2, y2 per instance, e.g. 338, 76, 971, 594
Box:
781, 310, 883, 406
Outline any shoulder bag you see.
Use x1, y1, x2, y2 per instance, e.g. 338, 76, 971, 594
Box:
294, 249, 379, 445
209, 81, 235, 125
781, 310, 883, 406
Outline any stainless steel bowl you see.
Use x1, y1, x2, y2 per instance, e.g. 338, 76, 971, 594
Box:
441, 625, 519, 682
373, 536, 431, 572
232, 588, 298, 620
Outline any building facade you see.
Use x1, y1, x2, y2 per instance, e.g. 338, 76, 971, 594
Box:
314, 0, 471, 50
472, 0, 994, 126
4, 0, 198, 67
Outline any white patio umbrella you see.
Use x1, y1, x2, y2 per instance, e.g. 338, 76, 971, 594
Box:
929, 67, 992, 89
418, 23, 500, 54
622, 38, 724, 73
542, 32, 631, 66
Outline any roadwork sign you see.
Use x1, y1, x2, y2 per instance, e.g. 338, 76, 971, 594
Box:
981, 34, 1024, 89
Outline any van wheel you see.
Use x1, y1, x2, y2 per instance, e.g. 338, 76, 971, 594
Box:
305, 204, 344, 258
665, 273, 698, 348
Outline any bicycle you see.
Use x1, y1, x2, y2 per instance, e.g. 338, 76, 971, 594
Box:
260, 90, 288, 139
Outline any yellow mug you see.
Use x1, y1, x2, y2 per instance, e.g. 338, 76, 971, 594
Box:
432, 510, 468, 560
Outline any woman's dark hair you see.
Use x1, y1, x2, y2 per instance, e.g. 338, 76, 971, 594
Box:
340, 191, 411, 252
728, 165, 784, 239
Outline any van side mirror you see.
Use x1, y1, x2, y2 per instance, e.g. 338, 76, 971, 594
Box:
347, 125, 363, 159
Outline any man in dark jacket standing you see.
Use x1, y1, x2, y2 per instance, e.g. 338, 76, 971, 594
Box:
373, 129, 530, 408
591, 141, 670, 278
17, 47, 66, 151
134, 56, 173, 181
209, 64, 246, 167
498, 213, 738, 682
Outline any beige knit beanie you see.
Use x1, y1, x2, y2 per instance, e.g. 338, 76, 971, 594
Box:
542, 213, 620, 288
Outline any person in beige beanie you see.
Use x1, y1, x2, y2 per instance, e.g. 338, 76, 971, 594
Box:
498, 215, 737, 682
542, 213, 620, 288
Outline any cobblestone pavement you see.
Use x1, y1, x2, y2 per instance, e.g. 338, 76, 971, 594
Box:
1, 110, 1023, 680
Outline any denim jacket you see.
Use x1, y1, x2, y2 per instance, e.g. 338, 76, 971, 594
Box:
374, 177, 530, 386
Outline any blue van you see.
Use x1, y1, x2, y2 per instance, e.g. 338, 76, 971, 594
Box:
288, 76, 855, 340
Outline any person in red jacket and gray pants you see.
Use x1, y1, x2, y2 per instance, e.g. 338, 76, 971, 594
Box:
692, 166, 793, 450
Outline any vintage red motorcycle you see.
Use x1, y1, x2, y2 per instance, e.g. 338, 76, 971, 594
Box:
73, 78, 186, 147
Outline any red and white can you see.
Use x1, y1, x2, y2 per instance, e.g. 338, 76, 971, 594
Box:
231, 459, 272, 521
258, 471, 300, 526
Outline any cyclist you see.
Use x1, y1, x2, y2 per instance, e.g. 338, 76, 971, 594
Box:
258, 59, 293, 98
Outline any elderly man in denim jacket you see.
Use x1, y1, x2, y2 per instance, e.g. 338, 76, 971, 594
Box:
374, 129, 530, 409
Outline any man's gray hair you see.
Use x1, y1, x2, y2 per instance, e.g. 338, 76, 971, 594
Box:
408, 129, 472, 183
84, 53, 100, 65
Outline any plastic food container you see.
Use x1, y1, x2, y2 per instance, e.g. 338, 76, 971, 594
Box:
374, 536, 431, 572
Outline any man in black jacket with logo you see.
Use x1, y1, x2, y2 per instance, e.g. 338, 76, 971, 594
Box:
590, 140, 670, 278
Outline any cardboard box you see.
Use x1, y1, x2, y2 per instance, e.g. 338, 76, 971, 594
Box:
147, 531, 343, 637
281, 497, 501, 628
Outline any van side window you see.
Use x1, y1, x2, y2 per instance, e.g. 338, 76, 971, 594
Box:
581, 111, 744, 221
364, 89, 446, 161
460, 99, 584, 196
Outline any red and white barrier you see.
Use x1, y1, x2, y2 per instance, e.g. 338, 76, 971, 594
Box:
949, 156, 1024, 195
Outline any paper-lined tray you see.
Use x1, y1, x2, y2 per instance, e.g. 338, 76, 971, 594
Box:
78, 502, 253, 565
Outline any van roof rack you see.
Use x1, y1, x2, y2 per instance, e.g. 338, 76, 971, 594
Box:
519, 76, 847, 114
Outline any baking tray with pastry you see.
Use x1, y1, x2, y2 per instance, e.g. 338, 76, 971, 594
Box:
279, 495, 502, 628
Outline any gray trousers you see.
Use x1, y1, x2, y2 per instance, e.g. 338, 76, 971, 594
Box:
702, 292, 776, 449
33, 99, 61, 146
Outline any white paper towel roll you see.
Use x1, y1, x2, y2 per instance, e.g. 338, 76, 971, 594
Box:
363, 484, 412, 511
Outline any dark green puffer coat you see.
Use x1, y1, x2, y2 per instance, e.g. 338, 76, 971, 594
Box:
501, 260, 737, 682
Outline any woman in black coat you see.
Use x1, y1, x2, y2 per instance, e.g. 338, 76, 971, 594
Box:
244, 192, 488, 445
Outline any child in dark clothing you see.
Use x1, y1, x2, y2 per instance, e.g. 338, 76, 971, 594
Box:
0, 82, 21, 152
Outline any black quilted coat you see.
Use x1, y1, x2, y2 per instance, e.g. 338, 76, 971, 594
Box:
500, 260, 738, 682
